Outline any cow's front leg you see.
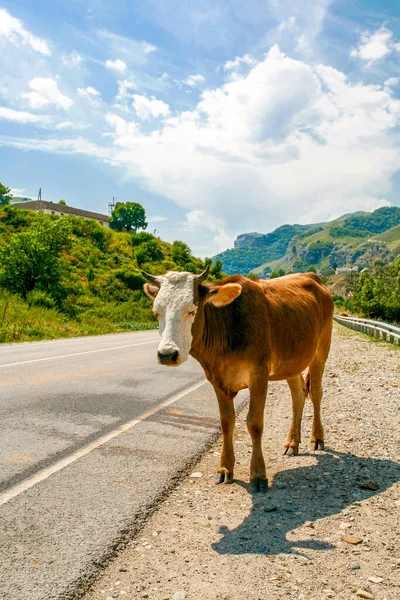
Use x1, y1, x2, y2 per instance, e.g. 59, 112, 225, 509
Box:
247, 375, 269, 493
284, 374, 307, 456
214, 386, 236, 484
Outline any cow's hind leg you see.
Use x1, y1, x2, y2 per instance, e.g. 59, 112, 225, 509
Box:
247, 375, 269, 493
308, 351, 328, 451
214, 386, 236, 484
284, 374, 307, 456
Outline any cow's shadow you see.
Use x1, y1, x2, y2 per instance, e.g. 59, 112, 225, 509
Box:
212, 450, 399, 557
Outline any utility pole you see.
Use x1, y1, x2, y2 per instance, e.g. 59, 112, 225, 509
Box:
37, 188, 42, 211
108, 196, 116, 215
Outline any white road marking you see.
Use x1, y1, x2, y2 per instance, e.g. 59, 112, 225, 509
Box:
0, 379, 208, 506
0, 340, 158, 369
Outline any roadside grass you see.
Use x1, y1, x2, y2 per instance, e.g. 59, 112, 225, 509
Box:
334, 321, 400, 351
0, 292, 156, 344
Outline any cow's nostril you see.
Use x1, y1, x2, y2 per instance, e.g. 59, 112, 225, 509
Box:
158, 350, 179, 364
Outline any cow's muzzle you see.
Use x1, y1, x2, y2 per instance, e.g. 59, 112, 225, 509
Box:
157, 349, 180, 366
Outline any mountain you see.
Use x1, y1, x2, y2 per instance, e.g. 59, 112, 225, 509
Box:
213, 207, 400, 275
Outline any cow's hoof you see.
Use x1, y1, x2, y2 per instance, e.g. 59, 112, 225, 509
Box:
310, 439, 325, 451
283, 445, 298, 456
249, 477, 269, 493
215, 470, 233, 484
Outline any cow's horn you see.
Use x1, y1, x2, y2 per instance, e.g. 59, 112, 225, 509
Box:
141, 271, 164, 286
195, 265, 210, 283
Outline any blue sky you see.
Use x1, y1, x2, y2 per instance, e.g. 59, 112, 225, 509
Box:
1, 0, 400, 256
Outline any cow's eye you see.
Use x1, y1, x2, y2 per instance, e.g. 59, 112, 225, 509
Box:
188, 310, 195, 317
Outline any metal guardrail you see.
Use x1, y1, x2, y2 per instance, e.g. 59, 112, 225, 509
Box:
334, 314, 400, 345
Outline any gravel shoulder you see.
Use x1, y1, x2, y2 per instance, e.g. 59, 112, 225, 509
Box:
83, 324, 400, 600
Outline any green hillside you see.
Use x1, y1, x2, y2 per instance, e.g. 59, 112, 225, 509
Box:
373, 224, 400, 253
0, 205, 212, 343
214, 206, 400, 275
213, 224, 309, 273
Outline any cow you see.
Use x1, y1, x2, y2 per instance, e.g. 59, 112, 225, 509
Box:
143, 268, 334, 492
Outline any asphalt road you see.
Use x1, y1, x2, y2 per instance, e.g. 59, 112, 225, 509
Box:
0, 331, 246, 600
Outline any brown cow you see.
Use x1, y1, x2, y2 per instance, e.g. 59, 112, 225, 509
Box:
143, 268, 333, 492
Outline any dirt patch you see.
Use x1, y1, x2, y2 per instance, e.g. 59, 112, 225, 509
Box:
84, 324, 400, 600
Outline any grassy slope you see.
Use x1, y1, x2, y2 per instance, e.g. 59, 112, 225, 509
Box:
0, 207, 208, 344
373, 224, 400, 252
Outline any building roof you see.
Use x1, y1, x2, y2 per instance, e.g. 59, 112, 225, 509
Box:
12, 200, 109, 222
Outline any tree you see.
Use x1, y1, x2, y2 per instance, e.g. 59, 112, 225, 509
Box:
135, 240, 164, 266
270, 268, 285, 279
0, 182, 13, 206
211, 259, 223, 278
58, 200, 66, 205
171, 240, 191, 266
110, 202, 147, 233
0, 214, 71, 300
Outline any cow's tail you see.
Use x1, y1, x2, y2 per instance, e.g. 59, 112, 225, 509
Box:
304, 370, 311, 398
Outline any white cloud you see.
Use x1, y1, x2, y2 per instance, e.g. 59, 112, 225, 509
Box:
100, 30, 156, 61
385, 77, 399, 88
114, 80, 137, 112
55, 121, 92, 130
350, 26, 400, 64
21, 78, 73, 110
0, 8, 51, 55
62, 51, 83, 68
4, 45, 400, 256
0, 106, 49, 124
147, 215, 170, 223
186, 74, 205, 86
101, 46, 400, 252
269, 0, 332, 56
277, 16, 296, 33
224, 53, 257, 71
105, 58, 127, 73
10, 187, 32, 197
132, 95, 170, 120
77, 86, 101, 103
0, 135, 111, 161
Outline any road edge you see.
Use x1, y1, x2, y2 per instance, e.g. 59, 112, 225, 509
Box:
64, 393, 249, 600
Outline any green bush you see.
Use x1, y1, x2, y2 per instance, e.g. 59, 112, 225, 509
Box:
115, 268, 146, 290
26, 290, 57, 310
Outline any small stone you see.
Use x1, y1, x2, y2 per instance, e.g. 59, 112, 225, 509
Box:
341, 535, 363, 545
305, 521, 315, 528
350, 563, 360, 570
394, 499, 400, 507
358, 481, 379, 490
356, 591, 373, 599
189, 472, 202, 478
339, 522, 352, 529
368, 576, 384, 584
274, 481, 288, 489
173, 592, 186, 600
264, 503, 278, 512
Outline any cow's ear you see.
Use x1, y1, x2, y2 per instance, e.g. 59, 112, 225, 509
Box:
206, 283, 242, 308
143, 284, 159, 300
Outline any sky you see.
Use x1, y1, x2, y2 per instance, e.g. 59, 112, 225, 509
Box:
0, 0, 400, 257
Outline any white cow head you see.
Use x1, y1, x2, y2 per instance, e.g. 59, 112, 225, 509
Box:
143, 267, 241, 366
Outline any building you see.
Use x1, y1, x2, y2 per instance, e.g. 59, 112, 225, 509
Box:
12, 200, 110, 228
335, 266, 359, 274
